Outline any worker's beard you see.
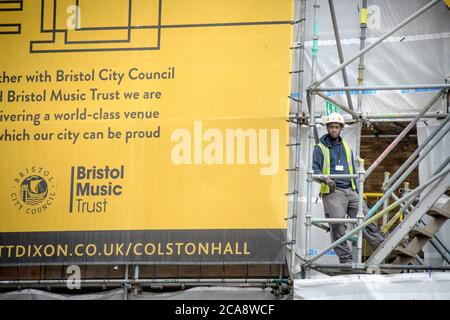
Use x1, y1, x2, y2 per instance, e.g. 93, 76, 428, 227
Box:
327, 129, 341, 141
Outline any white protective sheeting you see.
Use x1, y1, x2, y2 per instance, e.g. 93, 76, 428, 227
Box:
134, 287, 278, 300
0, 288, 125, 300
0, 287, 279, 300
290, 0, 450, 117
417, 119, 450, 267
294, 272, 450, 300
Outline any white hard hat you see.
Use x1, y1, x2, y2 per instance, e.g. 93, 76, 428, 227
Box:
325, 112, 345, 127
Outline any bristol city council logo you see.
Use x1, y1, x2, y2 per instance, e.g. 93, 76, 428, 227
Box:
11, 167, 56, 214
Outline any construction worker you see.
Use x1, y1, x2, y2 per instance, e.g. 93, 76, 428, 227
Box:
312, 113, 385, 263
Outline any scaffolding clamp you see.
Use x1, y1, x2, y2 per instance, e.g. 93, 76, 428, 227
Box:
290, 44, 304, 50
290, 18, 305, 25
288, 95, 302, 103
286, 118, 298, 124
122, 282, 132, 289
286, 143, 301, 147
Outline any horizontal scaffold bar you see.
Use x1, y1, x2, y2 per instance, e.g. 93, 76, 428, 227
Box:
312, 84, 450, 92
312, 174, 359, 179
312, 218, 358, 223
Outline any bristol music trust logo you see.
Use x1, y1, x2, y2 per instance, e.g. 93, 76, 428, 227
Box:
69, 165, 124, 214
11, 167, 56, 214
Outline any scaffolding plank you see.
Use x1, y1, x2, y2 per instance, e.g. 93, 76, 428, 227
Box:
427, 207, 450, 219
409, 227, 434, 239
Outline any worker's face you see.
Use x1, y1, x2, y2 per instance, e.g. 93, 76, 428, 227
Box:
327, 123, 342, 139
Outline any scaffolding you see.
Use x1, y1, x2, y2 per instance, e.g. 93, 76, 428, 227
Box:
288, 0, 450, 280
1, 0, 449, 298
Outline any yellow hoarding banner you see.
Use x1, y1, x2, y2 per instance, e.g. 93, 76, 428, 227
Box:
0, 0, 292, 264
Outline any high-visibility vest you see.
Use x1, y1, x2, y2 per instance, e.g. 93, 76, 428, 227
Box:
317, 140, 356, 194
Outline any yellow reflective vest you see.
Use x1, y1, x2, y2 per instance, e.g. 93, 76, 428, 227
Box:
316, 140, 356, 194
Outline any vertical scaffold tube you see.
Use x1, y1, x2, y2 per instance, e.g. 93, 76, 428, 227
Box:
356, 158, 365, 265
290, 0, 308, 278
382, 172, 390, 227
133, 265, 140, 296
356, 0, 367, 165
123, 264, 129, 300
356, 3, 368, 265
305, 0, 321, 279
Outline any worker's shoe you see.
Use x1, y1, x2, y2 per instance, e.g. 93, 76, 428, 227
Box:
339, 257, 353, 264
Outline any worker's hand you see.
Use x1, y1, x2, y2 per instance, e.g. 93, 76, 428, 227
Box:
325, 177, 336, 191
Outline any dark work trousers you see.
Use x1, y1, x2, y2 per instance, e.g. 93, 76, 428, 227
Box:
322, 187, 386, 263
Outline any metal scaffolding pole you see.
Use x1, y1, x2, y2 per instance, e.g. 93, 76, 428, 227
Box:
309, 0, 441, 89
313, 173, 358, 179
418, 225, 450, 264
382, 172, 390, 227
302, 167, 450, 267
328, 0, 354, 111
123, 264, 129, 300
315, 92, 358, 119
365, 122, 450, 219
384, 114, 450, 186
314, 84, 450, 92
304, 0, 321, 279
133, 265, 140, 296
355, 0, 368, 166
390, 193, 450, 264
312, 218, 358, 224
0, 261, 288, 268
366, 164, 450, 266
365, 113, 448, 119
356, 159, 365, 265
0, 278, 283, 288
289, 0, 308, 279
365, 89, 446, 178
310, 263, 450, 271
377, 265, 450, 271
362, 135, 418, 138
